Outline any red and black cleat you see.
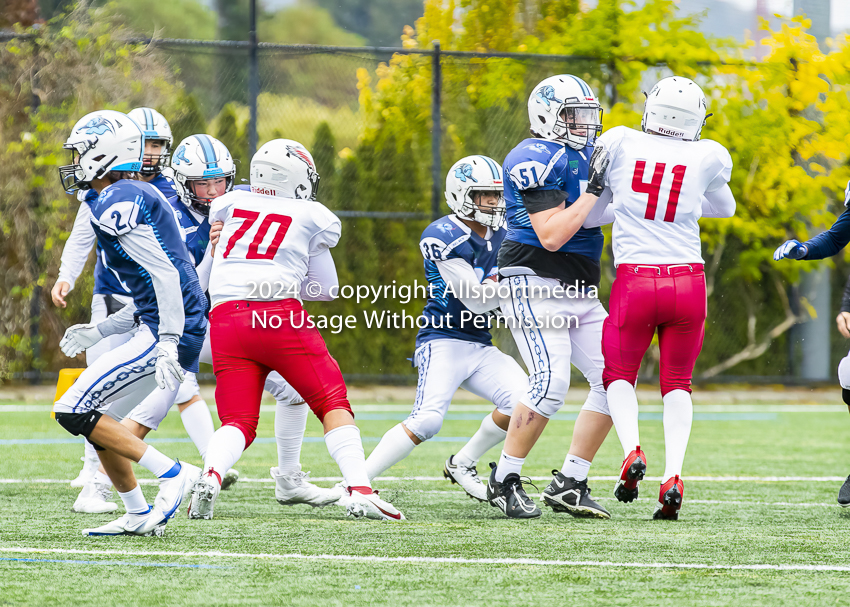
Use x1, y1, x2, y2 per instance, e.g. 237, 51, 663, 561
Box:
653, 475, 684, 520
614, 447, 647, 503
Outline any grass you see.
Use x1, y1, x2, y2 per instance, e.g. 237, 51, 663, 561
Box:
1, 396, 850, 606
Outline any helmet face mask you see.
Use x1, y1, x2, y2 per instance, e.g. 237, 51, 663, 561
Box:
445, 156, 506, 230
171, 134, 236, 216
529, 75, 603, 150
128, 108, 173, 176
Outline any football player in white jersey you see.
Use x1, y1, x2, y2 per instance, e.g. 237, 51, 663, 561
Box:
585, 76, 736, 519
362, 156, 528, 501
188, 139, 403, 521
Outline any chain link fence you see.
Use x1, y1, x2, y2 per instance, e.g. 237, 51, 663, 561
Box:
4, 32, 846, 385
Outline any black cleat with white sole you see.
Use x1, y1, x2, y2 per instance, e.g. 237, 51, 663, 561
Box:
839, 474, 850, 507
542, 469, 610, 519
486, 462, 541, 519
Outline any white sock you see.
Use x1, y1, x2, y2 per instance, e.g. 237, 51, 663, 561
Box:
275, 401, 308, 475
203, 425, 247, 482
138, 446, 177, 478
180, 399, 215, 460
494, 451, 524, 483
93, 470, 112, 486
118, 485, 148, 514
83, 439, 99, 463
607, 379, 641, 458
364, 423, 416, 480
562, 454, 592, 481
454, 412, 507, 468
662, 390, 693, 481
325, 424, 370, 490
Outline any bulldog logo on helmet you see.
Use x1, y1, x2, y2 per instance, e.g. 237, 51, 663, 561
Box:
454, 164, 478, 183
78, 117, 114, 136
535, 85, 561, 109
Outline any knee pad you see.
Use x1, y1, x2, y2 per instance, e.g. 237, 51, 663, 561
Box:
175, 372, 200, 404
838, 356, 850, 390
404, 410, 444, 442
580, 388, 610, 417
521, 371, 570, 418
660, 380, 693, 397
304, 379, 351, 423
55, 410, 102, 439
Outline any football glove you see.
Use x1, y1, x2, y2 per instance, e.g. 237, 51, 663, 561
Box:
585, 143, 611, 197
773, 239, 808, 261
154, 337, 184, 391
60, 323, 103, 358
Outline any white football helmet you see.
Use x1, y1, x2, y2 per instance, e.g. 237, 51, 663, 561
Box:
250, 139, 319, 200
171, 134, 235, 216
642, 76, 707, 141
528, 75, 603, 150
128, 107, 173, 175
59, 110, 143, 193
445, 155, 505, 229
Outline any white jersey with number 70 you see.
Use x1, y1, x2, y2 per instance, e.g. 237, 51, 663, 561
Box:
208, 189, 341, 307
597, 125, 733, 265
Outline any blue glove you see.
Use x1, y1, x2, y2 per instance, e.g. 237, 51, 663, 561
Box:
773, 239, 808, 261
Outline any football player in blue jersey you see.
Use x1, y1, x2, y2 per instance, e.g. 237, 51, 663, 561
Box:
485, 75, 612, 519
774, 180, 850, 507
53, 109, 205, 536
362, 156, 529, 501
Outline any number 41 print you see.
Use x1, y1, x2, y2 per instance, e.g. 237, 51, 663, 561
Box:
632, 161, 686, 223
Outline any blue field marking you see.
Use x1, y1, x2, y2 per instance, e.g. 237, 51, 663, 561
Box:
0, 556, 230, 569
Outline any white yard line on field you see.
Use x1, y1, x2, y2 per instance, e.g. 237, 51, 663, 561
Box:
0, 475, 846, 484
0, 547, 848, 573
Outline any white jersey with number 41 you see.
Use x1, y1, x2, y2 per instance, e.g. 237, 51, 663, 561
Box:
598, 125, 732, 266
208, 189, 341, 307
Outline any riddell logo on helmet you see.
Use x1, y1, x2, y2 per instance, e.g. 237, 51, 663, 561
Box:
657, 126, 686, 137
251, 185, 279, 196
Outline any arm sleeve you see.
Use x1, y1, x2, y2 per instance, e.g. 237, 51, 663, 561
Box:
300, 248, 339, 301
117, 225, 185, 338
523, 189, 568, 214
435, 257, 500, 314
802, 207, 850, 260
96, 301, 139, 337
701, 184, 736, 218
582, 187, 614, 228
195, 243, 214, 293
56, 203, 98, 290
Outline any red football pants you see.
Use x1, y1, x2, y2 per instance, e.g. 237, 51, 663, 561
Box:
210, 299, 351, 447
602, 264, 707, 396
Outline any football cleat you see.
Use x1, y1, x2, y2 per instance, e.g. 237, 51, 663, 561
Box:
486, 462, 541, 519
70, 454, 100, 488
154, 460, 200, 520
82, 506, 167, 537
614, 447, 647, 503
344, 489, 405, 521
220, 468, 240, 491
187, 470, 221, 520
443, 455, 487, 502
542, 469, 610, 519
72, 480, 118, 514
653, 475, 684, 520
838, 474, 850, 508
270, 466, 343, 508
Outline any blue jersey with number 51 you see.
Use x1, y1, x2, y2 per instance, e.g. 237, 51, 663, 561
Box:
502, 138, 603, 260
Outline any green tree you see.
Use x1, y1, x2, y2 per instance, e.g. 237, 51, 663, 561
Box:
0, 3, 178, 376
312, 121, 337, 205
167, 93, 208, 148
214, 102, 249, 182
259, 3, 364, 46
315, 0, 424, 47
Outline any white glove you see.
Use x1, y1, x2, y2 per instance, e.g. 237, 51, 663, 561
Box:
59, 324, 103, 358
773, 239, 808, 261
154, 338, 184, 391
